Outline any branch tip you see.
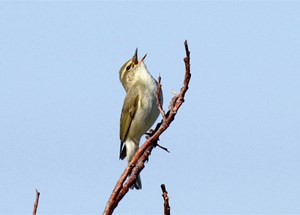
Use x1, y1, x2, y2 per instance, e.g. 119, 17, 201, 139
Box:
184, 40, 190, 58
161, 184, 171, 215
32, 189, 40, 215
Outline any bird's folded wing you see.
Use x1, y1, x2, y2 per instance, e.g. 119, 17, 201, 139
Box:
119, 89, 139, 159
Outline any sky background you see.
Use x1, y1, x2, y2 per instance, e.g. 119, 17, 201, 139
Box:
1, 1, 300, 214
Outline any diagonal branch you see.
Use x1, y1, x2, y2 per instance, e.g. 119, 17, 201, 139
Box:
103, 40, 191, 215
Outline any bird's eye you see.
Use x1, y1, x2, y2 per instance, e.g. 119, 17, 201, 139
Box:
126, 64, 131, 71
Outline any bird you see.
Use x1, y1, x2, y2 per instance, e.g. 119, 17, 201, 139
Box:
119, 48, 163, 189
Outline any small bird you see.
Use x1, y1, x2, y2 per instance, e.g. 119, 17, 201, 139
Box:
119, 49, 162, 189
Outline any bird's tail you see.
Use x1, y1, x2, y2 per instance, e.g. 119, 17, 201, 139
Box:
125, 140, 142, 189
132, 174, 142, 190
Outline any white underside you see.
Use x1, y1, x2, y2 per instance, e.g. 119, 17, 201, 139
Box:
125, 139, 139, 162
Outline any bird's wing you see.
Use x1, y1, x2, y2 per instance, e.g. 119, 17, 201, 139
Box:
119, 89, 139, 159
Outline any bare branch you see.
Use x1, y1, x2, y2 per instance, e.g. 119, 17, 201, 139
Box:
103, 40, 191, 215
161, 184, 171, 215
32, 189, 40, 215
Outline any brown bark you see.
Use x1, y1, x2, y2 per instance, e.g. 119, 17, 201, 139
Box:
161, 184, 171, 215
32, 189, 40, 215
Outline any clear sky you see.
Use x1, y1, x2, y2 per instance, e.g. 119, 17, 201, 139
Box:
1, 1, 300, 214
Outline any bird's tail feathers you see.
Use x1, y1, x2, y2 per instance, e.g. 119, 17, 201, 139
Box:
130, 174, 142, 190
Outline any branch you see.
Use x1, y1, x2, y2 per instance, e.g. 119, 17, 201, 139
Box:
161, 184, 171, 215
32, 189, 40, 215
103, 40, 191, 215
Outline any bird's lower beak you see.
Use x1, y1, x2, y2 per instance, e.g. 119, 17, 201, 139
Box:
140, 54, 147, 63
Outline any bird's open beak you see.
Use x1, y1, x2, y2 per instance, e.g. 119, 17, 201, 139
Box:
132, 48, 147, 65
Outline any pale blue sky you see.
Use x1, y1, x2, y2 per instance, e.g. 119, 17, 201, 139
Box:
1, 1, 300, 214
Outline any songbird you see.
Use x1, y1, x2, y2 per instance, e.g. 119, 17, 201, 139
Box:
119, 49, 163, 189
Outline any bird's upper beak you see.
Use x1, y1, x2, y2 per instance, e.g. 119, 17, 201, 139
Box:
132, 48, 139, 65
132, 48, 147, 65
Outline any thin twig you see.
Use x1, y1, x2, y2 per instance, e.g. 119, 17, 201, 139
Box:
103, 40, 191, 215
32, 189, 40, 215
161, 184, 171, 215
157, 76, 166, 121
156, 142, 170, 153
